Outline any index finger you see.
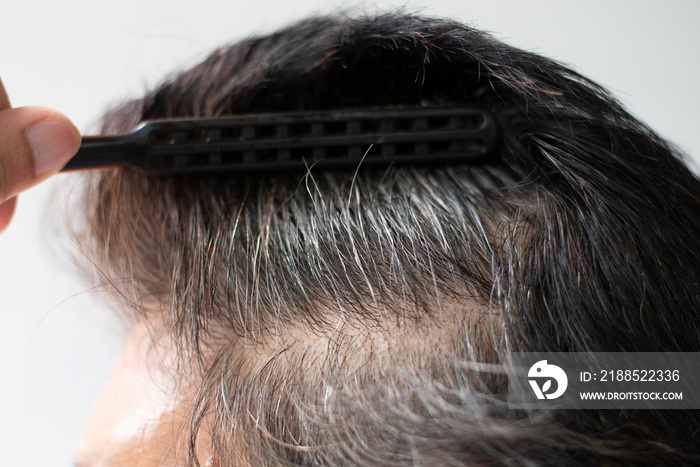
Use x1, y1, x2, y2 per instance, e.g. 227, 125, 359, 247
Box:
0, 76, 11, 110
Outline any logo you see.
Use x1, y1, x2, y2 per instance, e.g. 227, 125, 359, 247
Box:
528, 360, 568, 399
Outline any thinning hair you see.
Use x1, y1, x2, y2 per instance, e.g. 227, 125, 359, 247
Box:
74, 12, 700, 466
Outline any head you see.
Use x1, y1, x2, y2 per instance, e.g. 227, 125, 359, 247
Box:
74, 12, 700, 466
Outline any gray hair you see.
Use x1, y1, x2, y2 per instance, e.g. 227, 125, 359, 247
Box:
73, 12, 700, 466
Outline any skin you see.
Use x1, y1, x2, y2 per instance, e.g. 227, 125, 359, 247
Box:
77, 323, 215, 466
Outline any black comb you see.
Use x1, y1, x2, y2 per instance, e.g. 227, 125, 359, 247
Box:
62, 106, 497, 175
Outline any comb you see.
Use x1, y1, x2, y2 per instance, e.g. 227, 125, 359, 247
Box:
62, 106, 497, 175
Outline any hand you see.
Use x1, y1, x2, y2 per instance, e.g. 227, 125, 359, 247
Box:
0, 76, 81, 233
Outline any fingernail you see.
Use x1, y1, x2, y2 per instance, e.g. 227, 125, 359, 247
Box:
27, 117, 80, 176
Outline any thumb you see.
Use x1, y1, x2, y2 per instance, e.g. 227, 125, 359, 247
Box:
0, 106, 81, 202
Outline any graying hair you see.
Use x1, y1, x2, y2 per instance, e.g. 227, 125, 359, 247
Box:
74, 12, 700, 466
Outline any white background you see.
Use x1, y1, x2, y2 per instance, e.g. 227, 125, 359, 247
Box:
1, 1, 699, 464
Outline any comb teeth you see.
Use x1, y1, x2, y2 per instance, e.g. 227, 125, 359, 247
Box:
64, 106, 498, 175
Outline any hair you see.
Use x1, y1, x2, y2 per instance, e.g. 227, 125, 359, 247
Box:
73, 12, 700, 466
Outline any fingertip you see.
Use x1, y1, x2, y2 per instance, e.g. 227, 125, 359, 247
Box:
0, 106, 81, 201
27, 115, 82, 176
